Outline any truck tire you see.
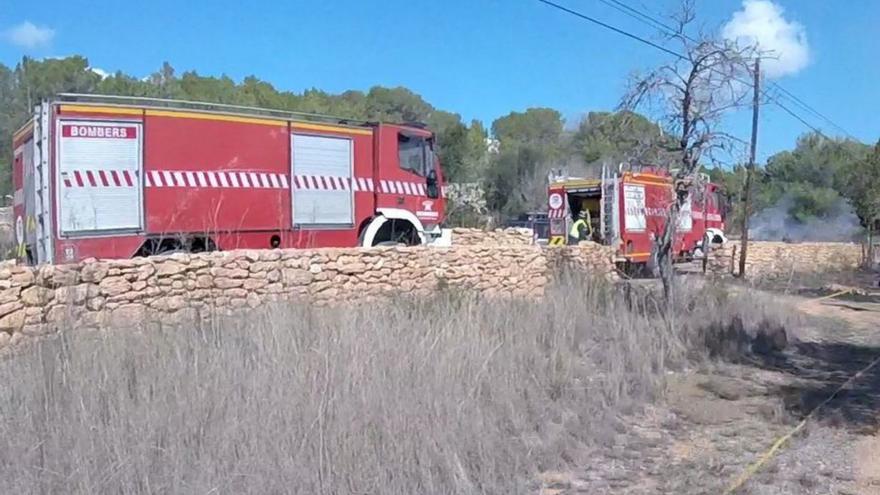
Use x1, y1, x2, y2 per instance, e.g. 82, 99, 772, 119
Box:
370, 219, 419, 247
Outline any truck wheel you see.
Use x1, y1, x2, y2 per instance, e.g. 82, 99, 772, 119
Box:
370, 219, 419, 247
156, 248, 188, 256
135, 236, 217, 257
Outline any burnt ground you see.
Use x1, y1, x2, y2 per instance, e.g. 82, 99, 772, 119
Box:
541, 284, 880, 495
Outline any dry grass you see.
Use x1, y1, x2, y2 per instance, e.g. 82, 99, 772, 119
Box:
0, 276, 792, 493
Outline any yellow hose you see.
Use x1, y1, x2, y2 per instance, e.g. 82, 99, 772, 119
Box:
810, 288, 852, 302
723, 347, 880, 493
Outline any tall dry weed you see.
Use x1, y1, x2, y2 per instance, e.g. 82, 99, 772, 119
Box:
0, 276, 792, 493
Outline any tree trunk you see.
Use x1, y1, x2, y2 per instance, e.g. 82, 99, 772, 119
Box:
654, 198, 683, 303
867, 227, 875, 271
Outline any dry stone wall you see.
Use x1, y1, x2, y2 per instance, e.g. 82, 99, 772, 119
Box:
451, 227, 534, 246
0, 237, 860, 350
0, 243, 618, 350
706, 241, 863, 280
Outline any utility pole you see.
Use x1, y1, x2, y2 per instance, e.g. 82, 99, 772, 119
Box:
738, 58, 760, 277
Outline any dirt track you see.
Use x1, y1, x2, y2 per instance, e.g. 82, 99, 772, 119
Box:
543, 287, 880, 494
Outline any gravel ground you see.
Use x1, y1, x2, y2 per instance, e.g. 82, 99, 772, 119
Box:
542, 289, 880, 494
747, 426, 858, 495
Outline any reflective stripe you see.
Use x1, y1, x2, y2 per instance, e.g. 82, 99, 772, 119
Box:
61, 169, 374, 192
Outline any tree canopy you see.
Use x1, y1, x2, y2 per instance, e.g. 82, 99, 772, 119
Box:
0, 56, 489, 196
839, 140, 880, 231
571, 110, 669, 166
709, 132, 871, 235
1, 55, 877, 238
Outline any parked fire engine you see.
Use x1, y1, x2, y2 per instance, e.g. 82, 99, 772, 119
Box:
547, 164, 727, 267
11, 94, 447, 265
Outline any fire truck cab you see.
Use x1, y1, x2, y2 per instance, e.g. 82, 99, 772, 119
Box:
547, 164, 727, 267
11, 94, 447, 265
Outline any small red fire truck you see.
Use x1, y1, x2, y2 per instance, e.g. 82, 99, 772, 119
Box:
11, 94, 447, 264
547, 164, 726, 267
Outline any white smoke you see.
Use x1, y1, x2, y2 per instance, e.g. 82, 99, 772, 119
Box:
749, 195, 861, 242
722, 0, 809, 79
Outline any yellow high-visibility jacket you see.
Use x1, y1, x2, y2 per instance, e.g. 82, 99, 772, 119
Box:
569, 215, 592, 241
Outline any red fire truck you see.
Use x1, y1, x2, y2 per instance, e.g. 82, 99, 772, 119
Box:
547, 164, 726, 267
11, 94, 447, 264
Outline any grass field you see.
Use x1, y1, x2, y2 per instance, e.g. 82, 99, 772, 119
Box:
0, 277, 794, 493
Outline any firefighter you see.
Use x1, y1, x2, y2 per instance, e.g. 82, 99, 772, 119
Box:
568, 209, 592, 245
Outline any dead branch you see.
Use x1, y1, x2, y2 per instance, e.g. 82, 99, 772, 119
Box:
618, 0, 757, 301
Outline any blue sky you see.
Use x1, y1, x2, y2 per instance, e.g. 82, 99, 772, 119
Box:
2, 0, 878, 163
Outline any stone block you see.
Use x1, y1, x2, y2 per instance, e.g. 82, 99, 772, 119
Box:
214, 278, 243, 289
99, 277, 132, 297
86, 296, 106, 311
0, 300, 22, 318
196, 275, 214, 289
243, 278, 268, 290
21, 286, 54, 306
80, 261, 109, 283
211, 267, 249, 279
226, 288, 248, 299
136, 264, 157, 280
282, 269, 313, 286
42, 265, 79, 287
156, 260, 187, 277
0, 309, 25, 331
11, 270, 35, 287
152, 296, 187, 312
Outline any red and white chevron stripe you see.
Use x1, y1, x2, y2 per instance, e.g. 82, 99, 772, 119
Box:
62, 170, 138, 188
548, 209, 566, 219
292, 176, 443, 197
292, 175, 374, 192
379, 179, 427, 196
146, 170, 290, 189
61, 169, 448, 198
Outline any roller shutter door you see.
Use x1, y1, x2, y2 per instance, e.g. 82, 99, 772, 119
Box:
57, 120, 143, 234
291, 134, 353, 226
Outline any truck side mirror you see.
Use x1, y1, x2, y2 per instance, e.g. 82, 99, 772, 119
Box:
426, 169, 439, 199
721, 195, 731, 220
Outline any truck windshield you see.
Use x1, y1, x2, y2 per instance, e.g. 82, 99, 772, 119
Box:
399, 133, 429, 177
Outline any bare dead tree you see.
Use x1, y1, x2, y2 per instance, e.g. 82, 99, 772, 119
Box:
620, 1, 756, 301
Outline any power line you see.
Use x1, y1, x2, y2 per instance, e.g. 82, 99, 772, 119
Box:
535, 0, 683, 60
589, 0, 855, 139
767, 83, 854, 139
596, 0, 850, 137
542, 0, 846, 139
769, 96, 825, 135
600, 0, 678, 34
